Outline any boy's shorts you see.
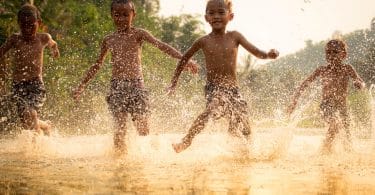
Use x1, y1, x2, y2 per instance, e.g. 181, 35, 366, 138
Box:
106, 79, 150, 116
11, 79, 46, 115
204, 82, 248, 120
320, 99, 349, 125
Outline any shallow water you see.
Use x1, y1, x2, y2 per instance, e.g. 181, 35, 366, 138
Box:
1, 126, 374, 194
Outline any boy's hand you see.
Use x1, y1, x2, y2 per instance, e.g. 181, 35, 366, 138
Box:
267, 49, 279, 59
52, 47, 60, 58
184, 60, 199, 74
165, 84, 177, 96
354, 80, 365, 90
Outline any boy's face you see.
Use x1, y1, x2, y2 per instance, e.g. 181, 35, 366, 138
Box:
205, 1, 233, 30
325, 46, 347, 64
111, 3, 135, 31
18, 13, 39, 38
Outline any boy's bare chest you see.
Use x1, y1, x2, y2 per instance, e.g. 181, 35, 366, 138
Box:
13, 39, 44, 55
108, 34, 141, 51
321, 71, 349, 84
203, 39, 238, 56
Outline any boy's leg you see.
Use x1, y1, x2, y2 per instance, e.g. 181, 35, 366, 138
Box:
173, 110, 210, 153
228, 116, 241, 137
228, 113, 251, 141
39, 119, 52, 136
322, 118, 339, 153
240, 115, 252, 141
133, 114, 149, 136
30, 109, 41, 134
228, 117, 251, 143
113, 112, 128, 153
340, 110, 352, 151
0, 57, 7, 96
20, 107, 42, 134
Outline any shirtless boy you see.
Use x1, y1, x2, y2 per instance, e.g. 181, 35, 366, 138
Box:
0, 4, 59, 135
288, 39, 365, 153
73, 0, 197, 153
168, 0, 279, 153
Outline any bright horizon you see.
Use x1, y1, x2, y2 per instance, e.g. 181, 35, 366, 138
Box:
159, 0, 375, 61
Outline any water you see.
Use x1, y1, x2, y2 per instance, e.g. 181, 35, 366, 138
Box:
0, 125, 374, 194
1, 87, 374, 194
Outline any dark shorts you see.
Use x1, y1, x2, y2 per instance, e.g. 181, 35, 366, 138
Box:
204, 83, 248, 120
11, 79, 46, 115
106, 79, 150, 116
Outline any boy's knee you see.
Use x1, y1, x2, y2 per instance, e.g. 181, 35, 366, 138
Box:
199, 110, 213, 121
114, 130, 126, 139
242, 128, 251, 136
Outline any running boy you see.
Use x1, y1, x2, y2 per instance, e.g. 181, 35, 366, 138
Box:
0, 4, 59, 135
287, 39, 365, 153
73, 0, 197, 153
168, 0, 279, 153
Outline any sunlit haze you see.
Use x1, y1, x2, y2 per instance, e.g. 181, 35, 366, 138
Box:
159, 0, 375, 58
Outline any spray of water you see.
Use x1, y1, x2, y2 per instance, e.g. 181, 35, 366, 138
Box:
369, 84, 375, 147
0, 85, 375, 194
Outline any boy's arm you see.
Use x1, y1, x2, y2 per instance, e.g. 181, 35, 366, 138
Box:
168, 39, 202, 93
235, 31, 278, 59
46, 34, 60, 58
0, 35, 15, 59
140, 29, 198, 73
287, 67, 322, 115
73, 39, 109, 100
140, 29, 182, 59
347, 64, 365, 89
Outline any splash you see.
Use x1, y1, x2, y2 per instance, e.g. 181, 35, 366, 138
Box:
370, 84, 375, 148
0, 92, 375, 194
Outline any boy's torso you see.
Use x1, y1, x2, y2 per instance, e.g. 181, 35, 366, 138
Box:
200, 31, 239, 87
105, 28, 144, 81
11, 33, 49, 82
319, 64, 351, 105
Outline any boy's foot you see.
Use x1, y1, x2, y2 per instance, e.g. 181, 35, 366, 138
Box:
172, 142, 188, 153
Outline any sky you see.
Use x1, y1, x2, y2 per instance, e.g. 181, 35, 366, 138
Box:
159, 0, 375, 59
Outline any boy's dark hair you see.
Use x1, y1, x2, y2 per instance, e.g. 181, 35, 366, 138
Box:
326, 39, 347, 53
17, 3, 41, 23
111, 0, 135, 13
206, 0, 233, 13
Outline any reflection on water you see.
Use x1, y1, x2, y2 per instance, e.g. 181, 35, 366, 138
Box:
0, 126, 374, 194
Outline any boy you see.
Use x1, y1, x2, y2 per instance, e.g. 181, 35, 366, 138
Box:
287, 39, 365, 153
72, 0, 197, 153
168, 0, 279, 153
0, 4, 59, 135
